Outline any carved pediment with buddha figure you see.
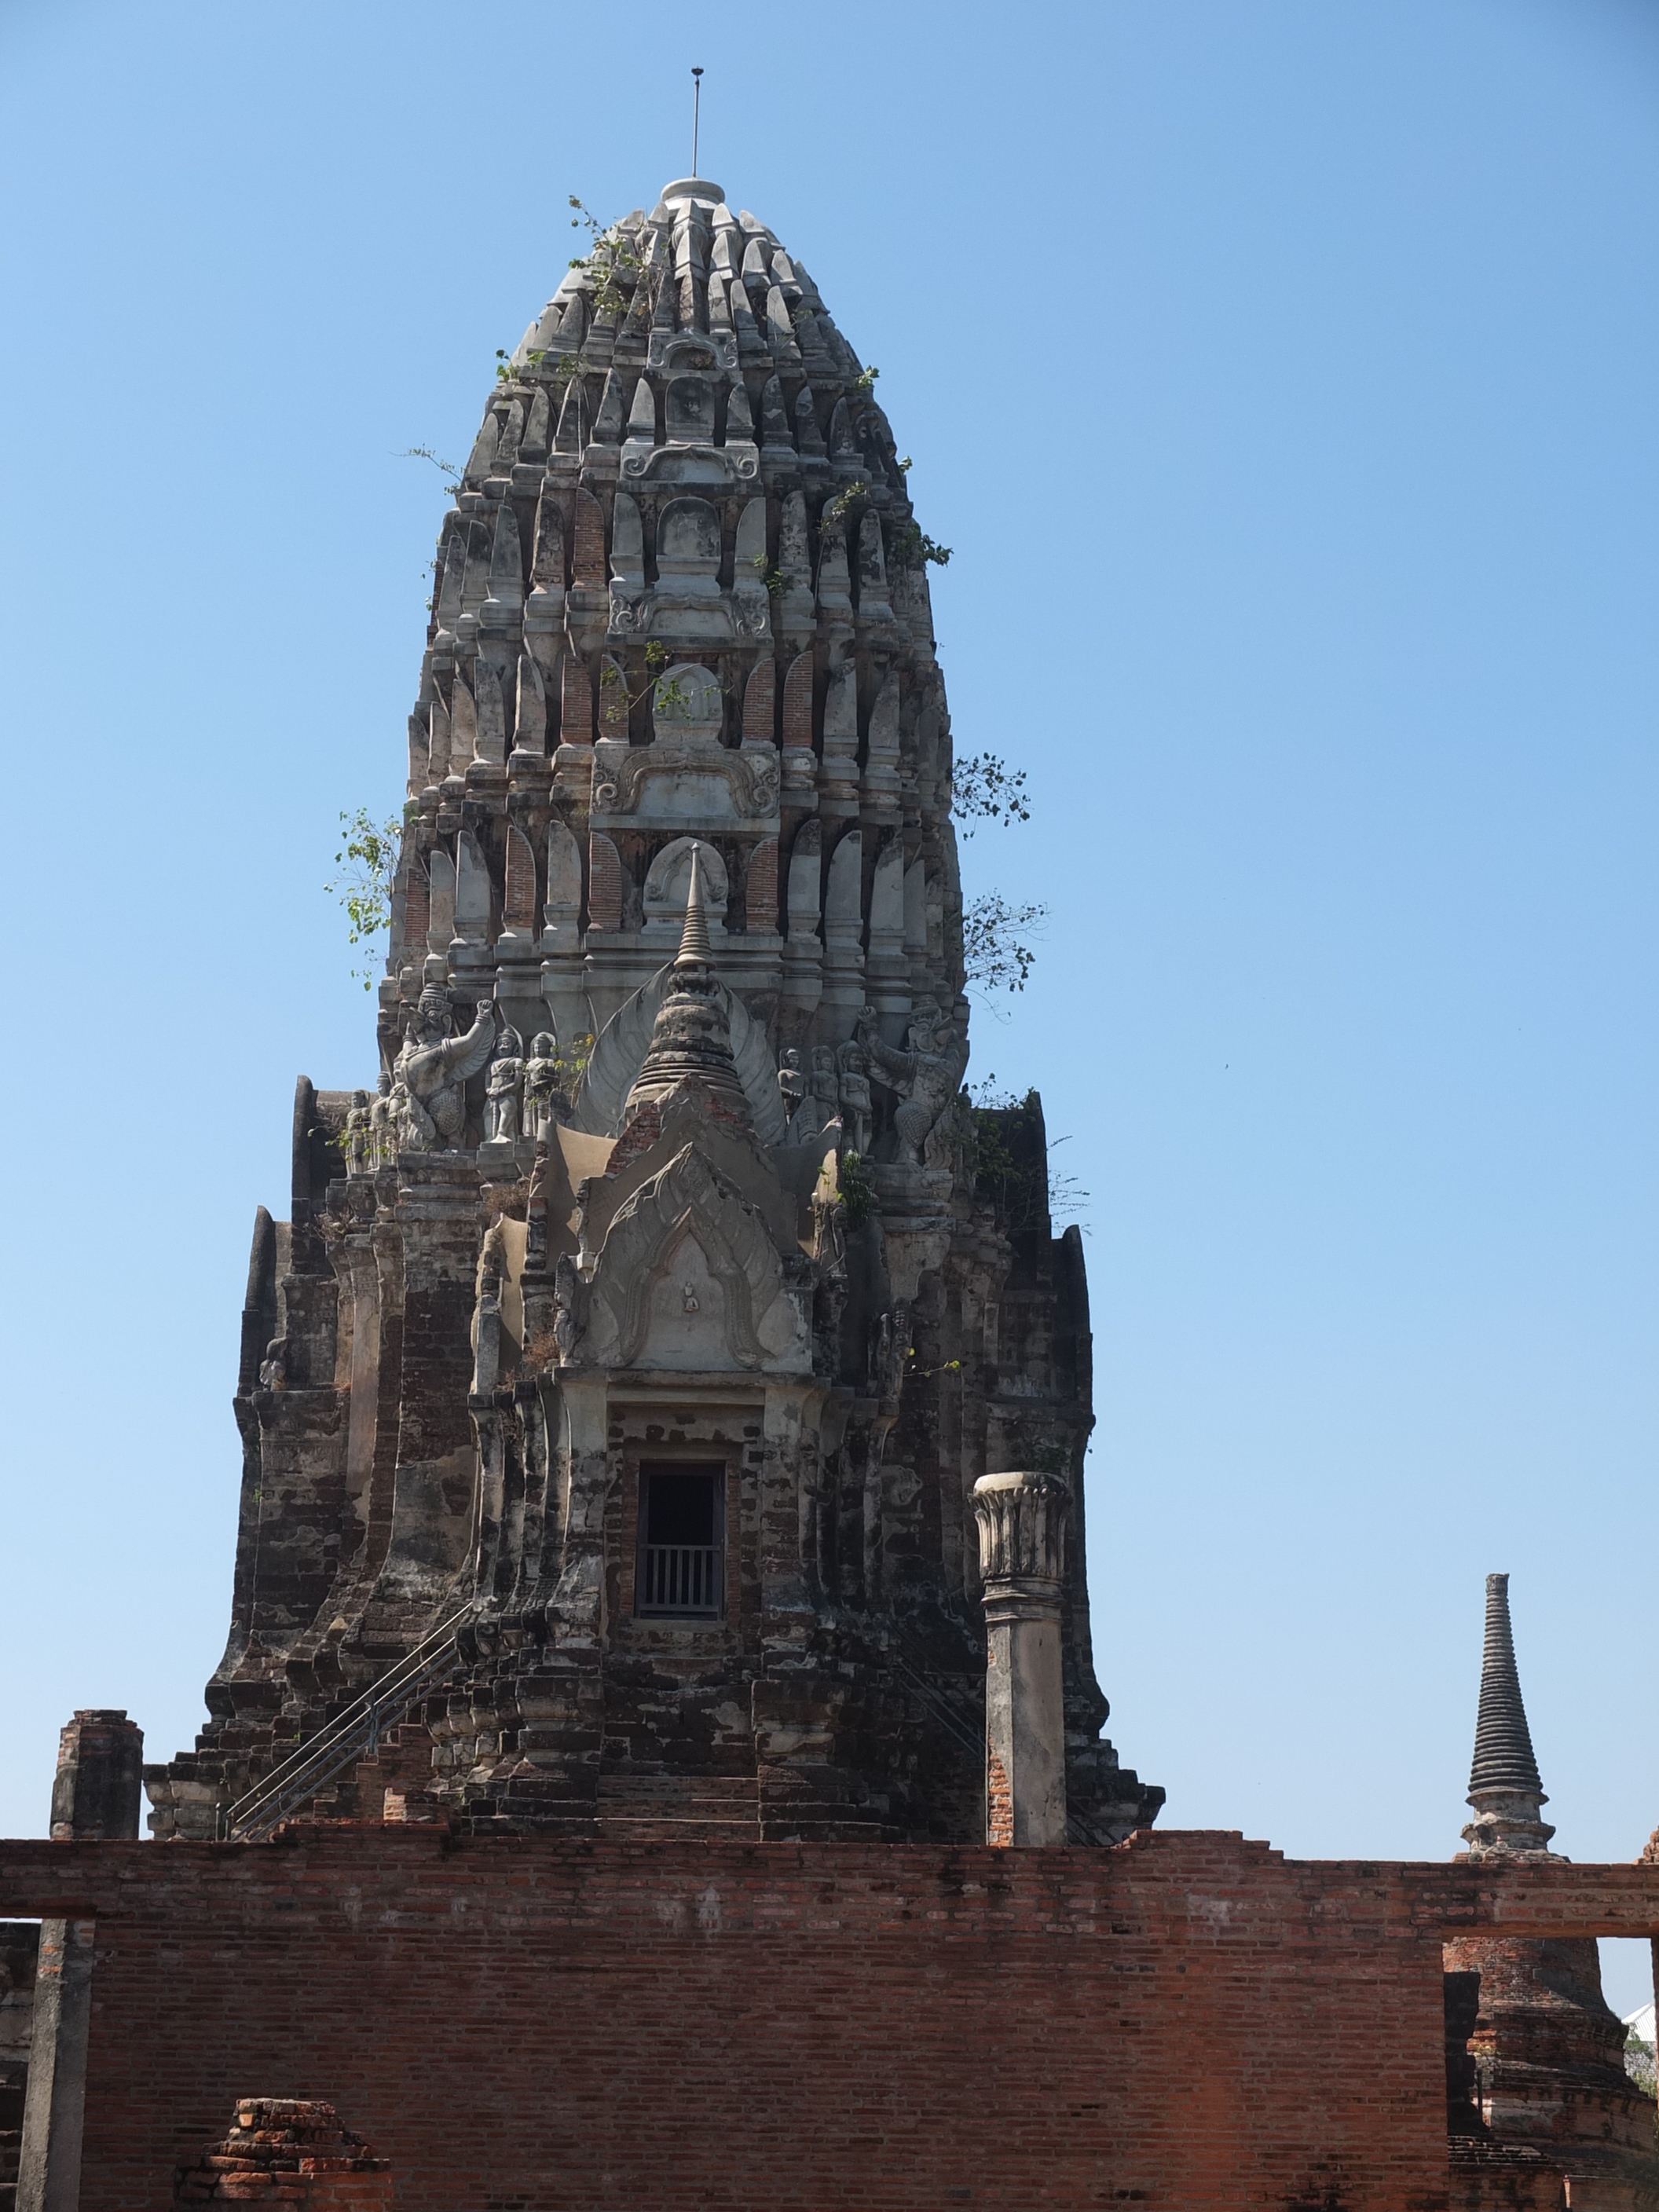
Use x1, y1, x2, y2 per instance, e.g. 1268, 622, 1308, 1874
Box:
580, 1143, 810, 1374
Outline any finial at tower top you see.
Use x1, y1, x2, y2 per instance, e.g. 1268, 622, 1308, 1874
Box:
1460, 1570, 1556, 1858
660, 176, 724, 205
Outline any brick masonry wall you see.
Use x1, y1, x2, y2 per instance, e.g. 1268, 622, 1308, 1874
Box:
2, 1830, 1658, 2212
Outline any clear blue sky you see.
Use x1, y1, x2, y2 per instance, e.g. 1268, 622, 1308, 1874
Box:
3, 0, 1655, 1998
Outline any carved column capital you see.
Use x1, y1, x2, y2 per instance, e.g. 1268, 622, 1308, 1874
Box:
972, 1470, 1069, 1590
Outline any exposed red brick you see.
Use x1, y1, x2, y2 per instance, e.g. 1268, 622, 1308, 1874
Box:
569, 490, 606, 588
586, 834, 622, 932
781, 650, 814, 748
743, 837, 778, 936
501, 826, 536, 932
742, 658, 777, 743
558, 657, 592, 749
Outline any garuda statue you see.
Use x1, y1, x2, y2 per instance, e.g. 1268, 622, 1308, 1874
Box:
392, 988, 496, 1151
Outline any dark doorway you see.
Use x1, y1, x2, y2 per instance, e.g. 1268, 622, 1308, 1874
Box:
636, 1465, 725, 1617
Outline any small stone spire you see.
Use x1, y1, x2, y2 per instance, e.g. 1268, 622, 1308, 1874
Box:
676, 843, 713, 968
621, 846, 751, 1127
1461, 1571, 1556, 1857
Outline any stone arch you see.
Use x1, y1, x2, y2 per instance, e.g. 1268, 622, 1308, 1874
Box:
656, 499, 721, 580
643, 837, 730, 932
651, 661, 723, 742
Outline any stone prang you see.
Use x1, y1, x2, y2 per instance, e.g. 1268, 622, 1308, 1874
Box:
144, 176, 1162, 1848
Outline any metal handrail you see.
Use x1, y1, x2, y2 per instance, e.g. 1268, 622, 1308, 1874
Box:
218, 1608, 472, 1841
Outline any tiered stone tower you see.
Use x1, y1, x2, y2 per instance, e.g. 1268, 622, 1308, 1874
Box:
1445, 1573, 1658, 2207
145, 176, 1161, 1848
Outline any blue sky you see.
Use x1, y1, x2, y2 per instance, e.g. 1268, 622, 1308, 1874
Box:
2, 0, 1655, 1996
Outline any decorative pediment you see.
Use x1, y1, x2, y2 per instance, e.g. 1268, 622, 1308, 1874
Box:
590, 739, 779, 826
582, 1143, 809, 1373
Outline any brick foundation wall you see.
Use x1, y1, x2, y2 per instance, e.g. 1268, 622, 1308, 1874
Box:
2, 1830, 1657, 2212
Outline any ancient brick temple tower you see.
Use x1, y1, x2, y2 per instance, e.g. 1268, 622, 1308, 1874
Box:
145, 174, 1162, 1848
1445, 1573, 1659, 2208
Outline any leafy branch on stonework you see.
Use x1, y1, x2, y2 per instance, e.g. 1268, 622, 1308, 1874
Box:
553, 1033, 595, 1090
496, 346, 548, 383
567, 195, 652, 321
822, 480, 870, 530
398, 445, 461, 490
853, 364, 880, 394
327, 808, 403, 993
963, 893, 1046, 995
599, 638, 694, 719
891, 519, 952, 569
752, 554, 788, 600
966, 1085, 1090, 1232
953, 753, 1031, 838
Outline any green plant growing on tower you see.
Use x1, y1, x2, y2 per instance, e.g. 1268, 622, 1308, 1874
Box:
751, 554, 788, 599
327, 808, 405, 993
953, 753, 1031, 837
599, 639, 694, 719
962, 892, 1045, 994
566, 196, 654, 320
397, 445, 461, 491
890, 519, 952, 568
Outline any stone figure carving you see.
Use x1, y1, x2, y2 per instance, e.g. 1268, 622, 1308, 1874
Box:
368, 1071, 393, 1169
836, 1042, 873, 1155
810, 1047, 840, 1123
524, 1032, 562, 1141
552, 1250, 582, 1361
258, 1337, 288, 1393
777, 1047, 807, 1125
484, 1027, 526, 1143
856, 1005, 958, 1167
342, 1090, 372, 1177
867, 1308, 908, 1400
392, 987, 496, 1151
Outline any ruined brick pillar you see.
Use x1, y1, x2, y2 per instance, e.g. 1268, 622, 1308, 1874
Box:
973, 1472, 1069, 1847
174, 2098, 392, 2207
49, 1710, 143, 1841
17, 1712, 141, 2212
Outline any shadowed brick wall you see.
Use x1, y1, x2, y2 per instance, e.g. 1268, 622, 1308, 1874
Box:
2, 1829, 1656, 2212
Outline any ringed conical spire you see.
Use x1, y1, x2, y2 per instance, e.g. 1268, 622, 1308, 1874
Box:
621, 848, 751, 1128
675, 844, 714, 969
1461, 1571, 1555, 1857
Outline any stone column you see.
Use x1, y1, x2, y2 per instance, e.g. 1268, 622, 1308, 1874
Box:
972, 1472, 1069, 1847
19, 1710, 141, 2211
49, 1709, 143, 1841
16, 1919, 94, 2212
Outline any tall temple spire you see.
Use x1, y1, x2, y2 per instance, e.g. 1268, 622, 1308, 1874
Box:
1461, 1571, 1555, 1856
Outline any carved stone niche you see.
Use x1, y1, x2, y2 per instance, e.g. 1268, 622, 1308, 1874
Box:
610, 496, 766, 647
620, 332, 756, 489
649, 498, 725, 636
643, 837, 730, 940
591, 663, 780, 833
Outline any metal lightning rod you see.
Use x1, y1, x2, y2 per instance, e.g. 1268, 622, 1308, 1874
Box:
691, 66, 704, 176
